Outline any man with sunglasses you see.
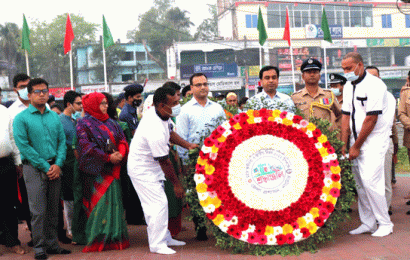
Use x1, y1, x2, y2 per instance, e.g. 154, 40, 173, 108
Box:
13, 78, 70, 259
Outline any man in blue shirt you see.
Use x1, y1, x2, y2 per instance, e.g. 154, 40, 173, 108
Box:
13, 78, 70, 260
119, 84, 143, 136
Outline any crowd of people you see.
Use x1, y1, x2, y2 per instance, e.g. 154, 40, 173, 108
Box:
0, 51, 408, 258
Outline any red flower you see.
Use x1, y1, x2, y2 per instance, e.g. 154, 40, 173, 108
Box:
327, 147, 335, 154
257, 234, 268, 245
203, 138, 213, 147
322, 141, 332, 149
224, 210, 234, 221
292, 115, 303, 124
313, 128, 322, 138
291, 222, 299, 230
207, 211, 218, 219
253, 110, 260, 117
319, 208, 330, 219
280, 111, 288, 119
330, 188, 340, 198
300, 228, 310, 238
314, 216, 325, 227
331, 174, 341, 182
276, 234, 287, 246
247, 232, 258, 243
330, 159, 339, 167
204, 174, 214, 185
286, 233, 295, 244
323, 201, 335, 213
323, 163, 331, 171
216, 126, 226, 135
239, 112, 249, 120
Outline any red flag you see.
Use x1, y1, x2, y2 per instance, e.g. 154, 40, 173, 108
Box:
64, 14, 75, 55
283, 7, 291, 46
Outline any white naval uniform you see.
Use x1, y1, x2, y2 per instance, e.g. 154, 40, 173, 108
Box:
384, 93, 396, 209
342, 72, 393, 229
127, 108, 173, 253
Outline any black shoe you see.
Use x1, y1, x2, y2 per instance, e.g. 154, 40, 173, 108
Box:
392, 179, 397, 184
46, 248, 71, 255
406, 200, 410, 206
34, 253, 48, 259
28, 240, 33, 247
388, 210, 393, 215
196, 229, 208, 241
406, 210, 410, 215
58, 235, 72, 244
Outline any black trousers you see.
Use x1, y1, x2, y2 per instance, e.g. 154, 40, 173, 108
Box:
0, 156, 21, 247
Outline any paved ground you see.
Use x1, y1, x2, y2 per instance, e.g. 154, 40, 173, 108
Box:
1, 174, 410, 260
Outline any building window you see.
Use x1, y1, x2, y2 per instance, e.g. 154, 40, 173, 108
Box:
382, 14, 392, 28
123, 51, 134, 61
245, 14, 258, 28
405, 14, 410, 28
122, 74, 133, 82
135, 52, 145, 61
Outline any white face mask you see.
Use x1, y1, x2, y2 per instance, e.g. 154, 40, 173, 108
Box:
18, 87, 29, 100
330, 88, 342, 97
170, 104, 181, 117
344, 63, 359, 82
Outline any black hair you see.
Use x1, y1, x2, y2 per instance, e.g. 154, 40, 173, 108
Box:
189, 73, 207, 86
27, 78, 49, 94
63, 90, 82, 108
238, 97, 249, 107
365, 65, 380, 75
124, 84, 143, 99
50, 104, 63, 112
47, 95, 55, 104
102, 92, 118, 120
162, 81, 181, 91
13, 73, 30, 88
181, 85, 191, 97
259, 66, 280, 80
153, 87, 176, 106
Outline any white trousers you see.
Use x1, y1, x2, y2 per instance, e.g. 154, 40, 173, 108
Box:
63, 200, 74, 236
384, 139, 393, 208
352, 148, 393, 229
129, 177, 172, 252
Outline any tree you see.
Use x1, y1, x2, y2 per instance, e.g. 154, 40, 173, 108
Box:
29, 14, 98, 86
127, 0, 194, 74
194, 5, 218, 41
0, 23, 25, 85
90, 40, 126, 82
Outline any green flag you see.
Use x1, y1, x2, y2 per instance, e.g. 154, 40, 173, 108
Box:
22, 14, 31, 53
321, 8, 332, 43
103, 15, 114, 48
257, 7, 267, 46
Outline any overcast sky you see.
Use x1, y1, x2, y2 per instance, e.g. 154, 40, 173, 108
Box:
0, 0, 216, 42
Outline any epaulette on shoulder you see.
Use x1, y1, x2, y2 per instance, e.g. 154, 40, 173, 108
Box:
291, 90, 303, 96
401, 86, 410, 93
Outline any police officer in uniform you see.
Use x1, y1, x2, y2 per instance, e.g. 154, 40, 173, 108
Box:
291, 58, 341, 128
329, 73, 347, 130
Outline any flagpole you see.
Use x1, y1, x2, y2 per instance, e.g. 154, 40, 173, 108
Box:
69, 49, 73, 90
25, 50, 30, 76
324, 43, 328, 88
102, 38, 108, 92
290, 45, 296, 92
259, 46, 262, 69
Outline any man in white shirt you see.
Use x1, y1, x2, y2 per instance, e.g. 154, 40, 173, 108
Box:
128, 86, 197, 255
341, 52, 393, 237
0, 100, 25, 255
247, 66, 295, 111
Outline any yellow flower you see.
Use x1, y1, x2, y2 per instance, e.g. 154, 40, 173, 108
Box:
322, 186, 331, 195
330, 166, 341, 174
212, 214, 225, 226
331, 182, 341, 190
297, 217, 307, 228
326, 195, 337, 205
310, 207, 320, 218
199, 197, 210, 207
217, 136, 226, 143
282, 118, 293, 126
196, 183, 208, 193
233, 123, 242, 130
205, 164, 215, 175
268, 116, 275, 122
272, 110, 281, 118
265, 225, 274, 235
306, 123, 316, 131
211, 145, 218, 154
317, 135, 328, 143
197, 157, 207, 166
307, 222, 318, 234
247, 117, 255, 124
246, 109, 254, 117
282, 224, 293, 235
210, 197, 222, 208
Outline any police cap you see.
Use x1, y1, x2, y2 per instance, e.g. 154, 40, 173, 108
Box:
301, 58, 322, 71
328, 73, 347, 85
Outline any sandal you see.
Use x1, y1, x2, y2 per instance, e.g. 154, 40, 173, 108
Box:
11, 245, 26, 255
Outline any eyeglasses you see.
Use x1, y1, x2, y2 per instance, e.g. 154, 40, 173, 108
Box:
32, 89, 49, 95
100, 102, 109, 106
74, 102, 83, 105
193, 83, 208, 87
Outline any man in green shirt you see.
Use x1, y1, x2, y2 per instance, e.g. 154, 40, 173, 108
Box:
13, 78, 70, 260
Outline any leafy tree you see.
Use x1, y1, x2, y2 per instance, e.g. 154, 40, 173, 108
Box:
29, 14, 98, 85
90, 41, 126, 82
194, 5, 218, 41
126, 0, 194, 74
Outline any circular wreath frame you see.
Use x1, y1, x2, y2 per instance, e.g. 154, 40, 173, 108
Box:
183, 111, 355, 256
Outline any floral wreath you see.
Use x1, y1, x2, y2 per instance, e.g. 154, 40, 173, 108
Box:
194, 109, 346, 248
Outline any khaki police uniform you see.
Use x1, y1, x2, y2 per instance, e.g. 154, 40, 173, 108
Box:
398, 85, 410, 148
291, 87, 342, 129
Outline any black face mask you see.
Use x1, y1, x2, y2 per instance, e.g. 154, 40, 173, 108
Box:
132, 99, 142, 108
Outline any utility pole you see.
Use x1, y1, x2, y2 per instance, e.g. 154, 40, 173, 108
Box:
244, 36, 249, 98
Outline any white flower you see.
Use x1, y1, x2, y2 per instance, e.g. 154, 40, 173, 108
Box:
229, 216, 238, 225
315, 143, 323, 149
293, 123, 301, 129
266, 234, 277, 245
222, 129, 232, 138
304, 213, 314, 223
329, 153, 337, 160
286, 113, 294, 120
247, 224, 256, 233
254, 117, 262, 123
273, 226, 283, 236
203, 204, 215, 213
320, 194, 328, 201
324, 178, 333, 187
218, 220, 231, 232
209, 153, 217, 160
221, 121, 231, 130
194, 174, 205, 185
201, 146, 212, 154
197, 192, 209, 201
274, 118, 283, 124
239, 232, 248, 242
306, 130, 313, 138
293, 229, 303, 241
322, 156, 331, 163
